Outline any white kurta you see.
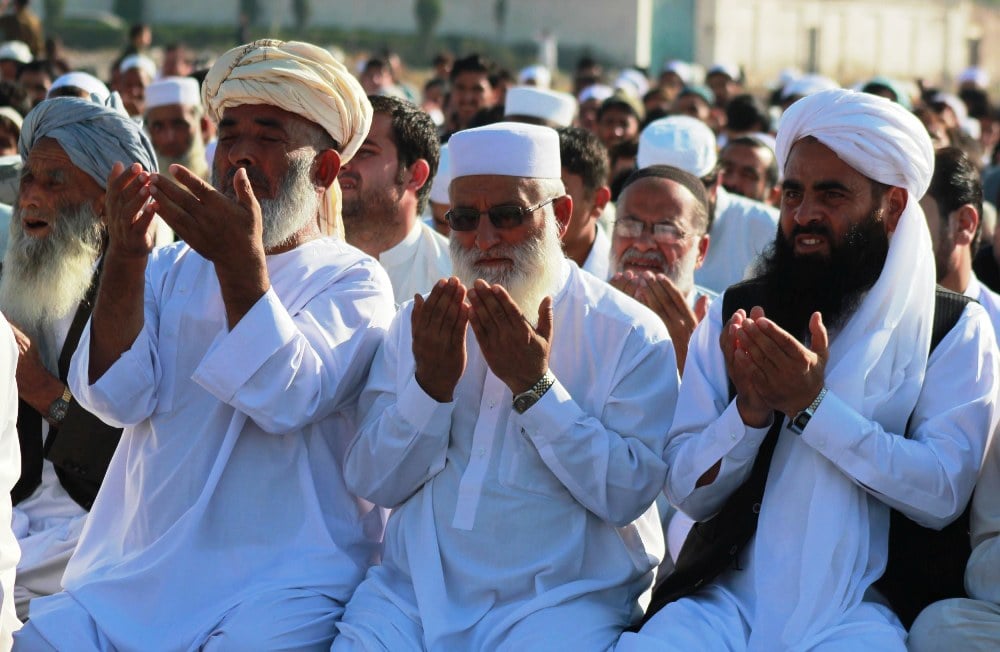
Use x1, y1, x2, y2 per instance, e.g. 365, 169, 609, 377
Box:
338, 260, 678, 650
625, 296, 999, 650
48, 239, 394, 651
581, 225, 611, 281
694, 188, 778, 294
0, 319, 22, 647
378, 221, 451, 306
966, 273, 1000, 338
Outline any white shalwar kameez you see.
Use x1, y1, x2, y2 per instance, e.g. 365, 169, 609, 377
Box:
21, 239, 395, 651
694, 188, 778, 294
335, 260, 678, 651
378, 220, 452, 306
0, 319, 23, 648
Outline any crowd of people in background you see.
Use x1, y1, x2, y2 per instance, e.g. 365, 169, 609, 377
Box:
0, 0, 996, 649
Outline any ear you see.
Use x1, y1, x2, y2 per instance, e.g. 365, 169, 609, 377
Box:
952, 204, 979, 246
199, 116, 212, 143
313, 149, 342, 189
591, 186, 611, 215
553, 194, 573, 238
883, 187, 908, 233
694, 233, 710, 269
766, 184, 782, 207
406, 158, 431, 193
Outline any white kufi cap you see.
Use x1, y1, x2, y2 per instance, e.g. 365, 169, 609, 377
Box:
145, 76, 202, 111
119, 54, 158, 79
504, 87, 577, 127
449, 122, 560, 180
638, 115, 718, 177
429, 143, 450, 204
518, 64, 551, 89
0, 41, 30, 64
48, 72, 110, 103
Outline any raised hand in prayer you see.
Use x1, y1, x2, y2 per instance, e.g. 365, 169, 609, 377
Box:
467, 279, 553, 395
104, 162, 156, 259
148, 164, 270, 330
611, 270, 708, 376
6, 320, 63, 418
413, 277, 469, 403
733, 308, 829, 420
722, 307, 772, 428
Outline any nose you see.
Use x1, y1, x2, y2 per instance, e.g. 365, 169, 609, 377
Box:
18, 177, 40, 210
475, 214, 502, 251
226, 137, 256, 168
792, 196, 822, 226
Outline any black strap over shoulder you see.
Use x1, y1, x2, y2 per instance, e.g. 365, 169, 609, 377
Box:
642, 282, 972, 625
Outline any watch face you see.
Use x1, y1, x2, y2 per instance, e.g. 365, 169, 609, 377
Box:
513, 393, 536, 413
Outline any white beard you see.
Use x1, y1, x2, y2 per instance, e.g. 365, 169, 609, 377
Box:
214, 152, 320, 250
611, 241, 699, 297
450, 215, 564, 324
0, 202, 103, 371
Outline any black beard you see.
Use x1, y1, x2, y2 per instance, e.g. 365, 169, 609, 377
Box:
752, 211, 890, 340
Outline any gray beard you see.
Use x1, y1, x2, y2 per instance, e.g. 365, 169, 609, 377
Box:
341, 181, 405, 248
0, 202, 103, 372
213, 153, 320, 250
449, 216, 564, 324
157, 133, 209, 182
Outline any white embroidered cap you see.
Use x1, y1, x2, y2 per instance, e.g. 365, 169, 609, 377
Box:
449, 122, 561, 180
638, 115, 718, 177
504, 87, 577, 128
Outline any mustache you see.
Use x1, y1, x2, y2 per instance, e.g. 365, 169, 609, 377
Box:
218, 166, 272, 196
789, 223, 832, 238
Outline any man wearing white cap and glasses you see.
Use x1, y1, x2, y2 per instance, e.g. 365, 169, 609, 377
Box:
143, 76, 210, 181
14, 40, 395, 650
336, 121, 678, 649
619, 89, 999, 650
638, 115, 778, 294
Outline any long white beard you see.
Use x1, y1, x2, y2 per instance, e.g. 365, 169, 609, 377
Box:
450, 216, 564, 324
214, 152, 320, 250
0, 202, 103, 371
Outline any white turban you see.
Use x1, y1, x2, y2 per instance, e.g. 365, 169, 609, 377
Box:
202, 39, 372, 165
754, 88, 936, 647
19, 96, 158, 189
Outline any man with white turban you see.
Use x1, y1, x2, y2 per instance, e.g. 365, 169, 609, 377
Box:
0, 95, 156, 622
618, 89, 1000, 650
335, 122, 678, 649
14, 40, 395, 650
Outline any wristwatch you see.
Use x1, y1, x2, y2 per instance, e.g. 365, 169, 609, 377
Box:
512, 370, 556, 414
47, 385, 72, 425
789, 387, 828, 435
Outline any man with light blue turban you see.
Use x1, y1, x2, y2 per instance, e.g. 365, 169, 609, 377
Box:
0, 95, 156, 623
619, 89, 1000, 650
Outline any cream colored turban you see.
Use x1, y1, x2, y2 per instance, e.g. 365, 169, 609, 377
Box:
202, 40, 372, 238
203, 39, 372, 164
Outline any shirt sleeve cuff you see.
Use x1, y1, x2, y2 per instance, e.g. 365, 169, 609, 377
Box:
514, 376, 581, 444
396, 375, 455, 435
192, 288, 294, 402
797, 389, 866, 462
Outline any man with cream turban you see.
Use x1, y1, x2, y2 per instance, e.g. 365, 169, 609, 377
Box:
336, 122, 677, 649
0, 95, 155, 622
618, 89, 1000, 650
14, 40, 395, 650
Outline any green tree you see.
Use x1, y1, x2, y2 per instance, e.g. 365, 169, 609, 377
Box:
494, 0, 507, 43
292, 0, 311, 32
113, 0, 145, 24
414, 0, 442, 56
43, 0, 66, 29
239, 0, 262, 26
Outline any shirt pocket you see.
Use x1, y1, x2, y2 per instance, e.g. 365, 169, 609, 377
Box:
497, 422, 573, 502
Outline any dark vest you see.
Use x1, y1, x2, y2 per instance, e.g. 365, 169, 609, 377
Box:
10, 265, 123, 510
642, 280, 973, 626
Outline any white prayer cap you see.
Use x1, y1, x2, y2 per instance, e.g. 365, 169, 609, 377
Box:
145, 76, 202, 111
958, 66, 988, 87
615, 69, 649, 99
706, 62, 740, 81
429, 143, 450, 204
504, 87, 577, 128
578, 83, 614, 104
660, 59, 693, 84
119, 54, 157, 79
637, 115, 718, 177
449, 122, 560, 180
0, 41, 30, 64
518, 64, 551, 89
0, 107, 21, 130
48, 72, 110, 103
202, 39, 372, 165
780, 73, 840, 101
776, 88, 933, 197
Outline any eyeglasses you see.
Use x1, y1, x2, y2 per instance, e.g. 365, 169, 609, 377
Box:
445, 197, 557, 232
613, 218, 691, 244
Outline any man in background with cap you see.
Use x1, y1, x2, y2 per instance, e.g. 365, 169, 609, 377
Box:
620, 89, 999, 651
0, 95, 156, 622
336, 122, 677, 649
144, 76, 211, 182
0, 1, 42, 57
610, 165, 714, 375
115, 54, 155, 118
341, 95, 450, 305
638, 115, 778, 294
719, 135, 780, 206
15, 40, 395, 650
596, 90, 643, 149
504, 86, 577, 129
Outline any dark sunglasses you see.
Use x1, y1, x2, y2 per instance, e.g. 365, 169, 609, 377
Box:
445, 197, 557, 232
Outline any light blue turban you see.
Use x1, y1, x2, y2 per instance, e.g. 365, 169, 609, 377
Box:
18, 95, 158, 189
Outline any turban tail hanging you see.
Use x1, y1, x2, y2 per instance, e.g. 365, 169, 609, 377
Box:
202, 40, 373, 240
